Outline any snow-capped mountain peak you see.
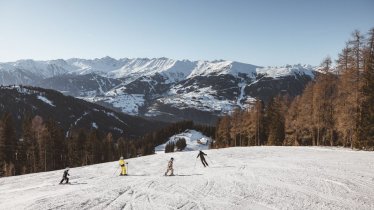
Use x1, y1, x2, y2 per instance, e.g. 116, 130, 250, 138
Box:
256, 64, 315, 78
0, 57, 319, 124
0, 57, 317, 83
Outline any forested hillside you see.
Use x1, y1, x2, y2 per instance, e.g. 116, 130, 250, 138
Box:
215, 29, 374, 150
0, 111, 212, 177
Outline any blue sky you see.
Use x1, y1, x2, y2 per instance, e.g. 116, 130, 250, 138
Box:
0, 0, 373, 66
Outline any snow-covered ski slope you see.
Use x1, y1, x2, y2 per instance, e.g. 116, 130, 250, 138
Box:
1, 147, 373, 210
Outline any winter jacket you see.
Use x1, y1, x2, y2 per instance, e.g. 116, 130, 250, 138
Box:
167, 160, 173, 169
62, 170, 70, 178
197, 151, 207, 159
119, 159, 126, 167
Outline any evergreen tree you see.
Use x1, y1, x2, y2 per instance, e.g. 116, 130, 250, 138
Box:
176, 138, 187, 151
165, 141, 175, 153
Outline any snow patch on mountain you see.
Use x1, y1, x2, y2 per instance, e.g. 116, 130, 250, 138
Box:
189, 60, 258, 78
103, 94, 145, 115
256, 64, 315, 78
85, 91, 145, 116
108, 58, 196, 84
155, 130, 212, 153
92, 122, 98, 129
161, 85, 237, 113
37, 95, 55, 107
67, 56, 126, 75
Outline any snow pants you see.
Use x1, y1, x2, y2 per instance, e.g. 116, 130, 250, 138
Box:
165, 167, 174, 176
120, 166, 127, 175
60, 177, 69, 184
200, 157, 208, 167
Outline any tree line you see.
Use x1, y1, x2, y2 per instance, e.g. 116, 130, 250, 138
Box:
215, 28, 374, 150
0, 113, 214, 177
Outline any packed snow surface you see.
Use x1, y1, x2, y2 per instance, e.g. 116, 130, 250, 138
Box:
1, 147, 373, 210
155, 130, 212, 153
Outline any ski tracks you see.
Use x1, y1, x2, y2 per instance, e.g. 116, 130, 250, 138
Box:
2, 147, 374, 210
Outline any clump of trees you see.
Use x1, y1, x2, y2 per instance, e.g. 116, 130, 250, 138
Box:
0, 114, 143, 176
215, 28, 374, 150
176, 138, 187, 151
165, 141, 175, 153
164, 138, 188, 153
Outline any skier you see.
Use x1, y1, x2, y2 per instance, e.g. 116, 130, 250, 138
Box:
197, 150, 208, 167
59, 167, 70, 184
119, 156, 127, 176
164, 157, 174, 176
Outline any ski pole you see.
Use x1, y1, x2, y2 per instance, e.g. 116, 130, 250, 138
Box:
206, 156, 213, 166
126, 163, 129, 175
194, 158, 197, 169
113, 166, 119, 176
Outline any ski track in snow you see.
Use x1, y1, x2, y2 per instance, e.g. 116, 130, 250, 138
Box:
0, 147, 373, 210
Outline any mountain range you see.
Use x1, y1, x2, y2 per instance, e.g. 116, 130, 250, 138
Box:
0, 57, 317, 124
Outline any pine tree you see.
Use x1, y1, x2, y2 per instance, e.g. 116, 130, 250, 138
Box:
0, 113, 17, 176
0, 118, 6, 177
359, 28, 374, 149
176, 138, 187, 151
230, 108, 243, 147
313, 58, 338, 146
67, 134, 79, 167
336, 44, 354, 75
284, 96, 301, 146
103, 132, 114, 162
165, 141, 175, 153
265, 97, 285, 146
215, 116, 231, 148
335, 44, 357, 147
348, 30, 365, 148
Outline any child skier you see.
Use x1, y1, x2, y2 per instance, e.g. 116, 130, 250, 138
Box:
59, 167, 70, 184
164, 157, 174, 176
197, 150, 209, 167
119, 156, 128, 176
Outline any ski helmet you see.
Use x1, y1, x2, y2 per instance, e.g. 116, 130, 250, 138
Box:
120, 156, 124, 160
171, 157, 174, 160
66, 167, 69, 170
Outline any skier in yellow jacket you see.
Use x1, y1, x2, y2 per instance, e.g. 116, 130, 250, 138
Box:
119, 156, 127, 176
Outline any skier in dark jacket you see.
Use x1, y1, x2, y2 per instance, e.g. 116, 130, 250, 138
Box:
197, 150, 208, 167
59, 167, 70, 184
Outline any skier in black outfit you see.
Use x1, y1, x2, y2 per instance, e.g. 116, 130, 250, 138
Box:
197, 150, 208, 167
59, 167, 70, 184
